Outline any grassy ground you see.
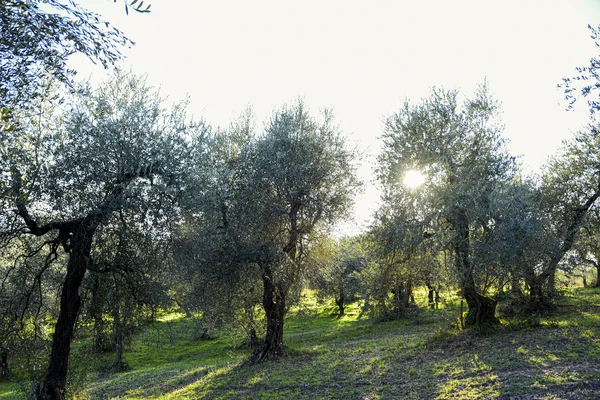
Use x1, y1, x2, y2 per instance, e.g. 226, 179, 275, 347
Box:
1, 287, 600, 399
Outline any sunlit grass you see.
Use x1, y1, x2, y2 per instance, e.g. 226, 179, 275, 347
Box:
2, 287, 600, 398
0, 382, 19, 400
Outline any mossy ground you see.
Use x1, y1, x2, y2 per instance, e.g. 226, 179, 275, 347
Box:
1, 287, 600, 399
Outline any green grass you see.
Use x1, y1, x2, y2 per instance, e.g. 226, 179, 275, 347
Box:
2, 287, 600, 399
0, 382, 19, 400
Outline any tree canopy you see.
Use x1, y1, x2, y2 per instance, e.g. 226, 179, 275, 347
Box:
0, 0, 132, 113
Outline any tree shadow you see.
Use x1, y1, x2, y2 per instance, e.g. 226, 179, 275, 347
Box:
87, 298, 600, 399
428, 307, 600, 399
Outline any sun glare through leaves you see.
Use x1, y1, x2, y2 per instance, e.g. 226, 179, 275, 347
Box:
403, 170, 426, 188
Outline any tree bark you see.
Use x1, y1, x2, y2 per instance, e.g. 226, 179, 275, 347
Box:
241, 306, 260, 348
0, 348, 8, 380
113, 302, 125, 371
546, 190, 600, 296
253, 200, 303, 361
39, 222, 95, 400
393, 284, 405, 318
592, 253, 600, 288
462, 286, 498, 326
13, 165, 145, 399
90, 273, 109, 353
528, 278, 547, 309
546, 262, 558, 296
452, 207, 498, 326
581, 253, 600, 288
524, 265, 551, 310
252, 265, 286, 362
427, 282, 435, 309
335, 287, 345, 317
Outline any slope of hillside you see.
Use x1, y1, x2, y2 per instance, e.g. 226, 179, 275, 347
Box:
2, 288, 599, 399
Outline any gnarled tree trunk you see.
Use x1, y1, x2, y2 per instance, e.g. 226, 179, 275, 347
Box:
393, 284, 405, 318
523, 265, 552, 311
113, 302, 125, 371
462, 286, 498, 326
452, 207, 498, 326
546, 190, 600, 297
39, 222, 96, 400
335, 287, 345, 317
427, 281, 435, 309
0, 348, 9, 380
252, 265, 286, 362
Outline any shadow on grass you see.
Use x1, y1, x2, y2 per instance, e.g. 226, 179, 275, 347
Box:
427, 298, 600, 399
68, 288, 600, 399
148, 308, 458, 399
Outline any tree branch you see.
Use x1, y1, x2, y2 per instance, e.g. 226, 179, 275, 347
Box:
11, 170, 76, 236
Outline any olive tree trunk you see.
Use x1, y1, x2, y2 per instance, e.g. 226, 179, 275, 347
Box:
452, 207, 498, 326
113, 302, 125, 371
252, 265, 286, 362
546, 190, 600, 296
335, 287, 345, 317
0, 348, 9, 380
39, 222, 95, 400
427, 282, 435, 309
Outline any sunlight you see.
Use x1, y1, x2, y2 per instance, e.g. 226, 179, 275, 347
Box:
403, 170, 426, 188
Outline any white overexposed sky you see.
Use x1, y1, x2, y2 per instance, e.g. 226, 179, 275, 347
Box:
70, 0, 600, 234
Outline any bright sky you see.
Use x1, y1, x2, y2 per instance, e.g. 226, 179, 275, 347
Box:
70, 0, 600, 234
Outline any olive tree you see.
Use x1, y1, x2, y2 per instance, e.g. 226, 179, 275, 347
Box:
81, 211, 175, 370
379, 84, 517, 326
362, 193, 437, 319
308, 236, 367, 317
536, 123, 600, 297
560, 24, 600, 114
174, 109, 266, 343
244, 103, 359, 360
541, 26, 600, 295
186, 102, 359, 360
4, 71, 195, 399
574, 206, 600, 287
0, 235, 60, 382
0, 0, 133, 126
